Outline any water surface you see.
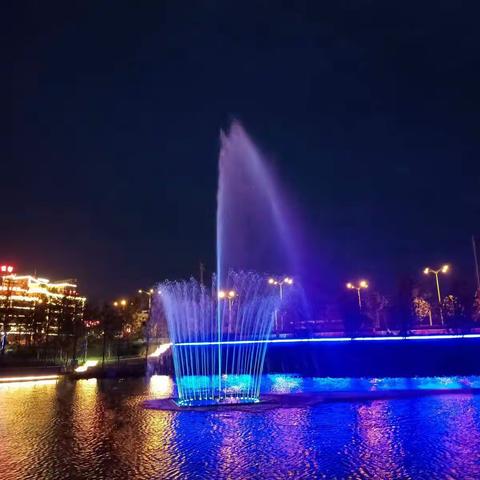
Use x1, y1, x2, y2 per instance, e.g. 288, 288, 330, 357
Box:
1, 375, 479, 479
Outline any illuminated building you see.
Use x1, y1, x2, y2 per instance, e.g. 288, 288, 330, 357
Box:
0, 265, 86, 344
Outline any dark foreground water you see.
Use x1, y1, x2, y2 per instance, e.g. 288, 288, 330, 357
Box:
1, 375, 480, 479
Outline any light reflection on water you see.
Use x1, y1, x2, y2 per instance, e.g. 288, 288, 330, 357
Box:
0, 375, 479, 479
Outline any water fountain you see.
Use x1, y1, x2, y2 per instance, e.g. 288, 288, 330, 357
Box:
160, 272, 279, 405
152, 121, 297, 406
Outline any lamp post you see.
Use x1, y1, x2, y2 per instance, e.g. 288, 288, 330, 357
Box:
423, 265, 449, 304
218, 290, 236, 332
268, 277, 293, 300
268, 277, 294, 333
346, 280, 369, 309
138, 289, 154, 310
423, 265, 449, 325
138, 289, 155, 361
217, 289, 236, 393
112, 299, 128, 366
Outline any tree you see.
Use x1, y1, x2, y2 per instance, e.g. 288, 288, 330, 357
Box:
57, 295, 85, 365
472, 289, 480, 323
99, 304, 123, 368
393, 275, 414, 335
442, 295, 465, 328
413, 297, 432, 325
365, 291, 389, 330
339, 291, 362, 336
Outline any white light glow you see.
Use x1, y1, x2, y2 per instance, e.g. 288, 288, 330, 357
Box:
74, 360, 98, 373
0, 374, 59, 383
148, 343, 172, 357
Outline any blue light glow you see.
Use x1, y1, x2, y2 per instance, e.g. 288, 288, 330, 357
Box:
174, 333, 480, 347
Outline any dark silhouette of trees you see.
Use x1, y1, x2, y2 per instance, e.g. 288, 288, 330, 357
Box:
442, 295, 465, 329
473, 289, 480, 324
339, 291, 362, 336
392, 275, 414, 335
99, 304, 123, 368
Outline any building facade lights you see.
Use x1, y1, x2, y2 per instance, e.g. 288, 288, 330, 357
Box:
0, 267, 86, 343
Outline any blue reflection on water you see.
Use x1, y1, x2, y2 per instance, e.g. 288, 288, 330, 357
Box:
166, 377, 480, 479
257, 374, 480, 394
172, 374, 480, 400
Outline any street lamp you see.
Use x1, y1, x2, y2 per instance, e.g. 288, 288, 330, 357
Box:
218, 290, 236, 333
138, 288, 156, 361
138, 288, 155, 309
423, 264, 449, 304
346, 280, 369, 309
218, 289, 236, 301
268, 277, 293, 334
268, 276, 293, 300
113, 299, 127, 308
218, 290, 236, 312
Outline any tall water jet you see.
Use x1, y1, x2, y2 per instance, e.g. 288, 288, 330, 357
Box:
153, 121, 298, 406
217, 121, 298, 285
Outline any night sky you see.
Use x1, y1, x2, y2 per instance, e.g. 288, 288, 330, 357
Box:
5, 2, 480, 301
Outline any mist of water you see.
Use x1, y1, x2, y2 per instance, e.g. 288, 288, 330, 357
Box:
216, 121, 298, 285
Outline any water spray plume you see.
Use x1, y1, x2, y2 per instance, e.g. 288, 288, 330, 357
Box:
150, 121, 299, 406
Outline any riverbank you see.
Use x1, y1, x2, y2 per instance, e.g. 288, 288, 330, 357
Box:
2, 334, 480, 381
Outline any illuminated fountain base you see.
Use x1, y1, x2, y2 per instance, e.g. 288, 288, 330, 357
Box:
144, 396, 271, 412
175, 396, 260, 407
144, 389, 480, 412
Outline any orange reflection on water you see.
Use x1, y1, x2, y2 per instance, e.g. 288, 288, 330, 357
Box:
71, 378, 99, 463
0, 379, 58, 389
0, 377, 58, 479
149, 375, 174, 397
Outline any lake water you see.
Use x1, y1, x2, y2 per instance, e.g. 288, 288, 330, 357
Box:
1, 375, 480, 479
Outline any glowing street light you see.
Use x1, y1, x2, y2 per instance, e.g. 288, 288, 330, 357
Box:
218, 289, 236, 303
138, 288, 156, 309
114, 299, 127, 308
218, 290, 236, 333
138, 288, 157, 360
268, 276, 293, 300
268, 277, 293, 334
423, 264, 450, 304
138, 288, 154, 295
346, 280, 369, 309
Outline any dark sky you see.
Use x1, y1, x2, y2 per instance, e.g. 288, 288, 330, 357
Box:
5, 1, 480, 301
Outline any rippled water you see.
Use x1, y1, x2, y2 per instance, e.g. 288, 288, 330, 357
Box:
1, 375, 480, 479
